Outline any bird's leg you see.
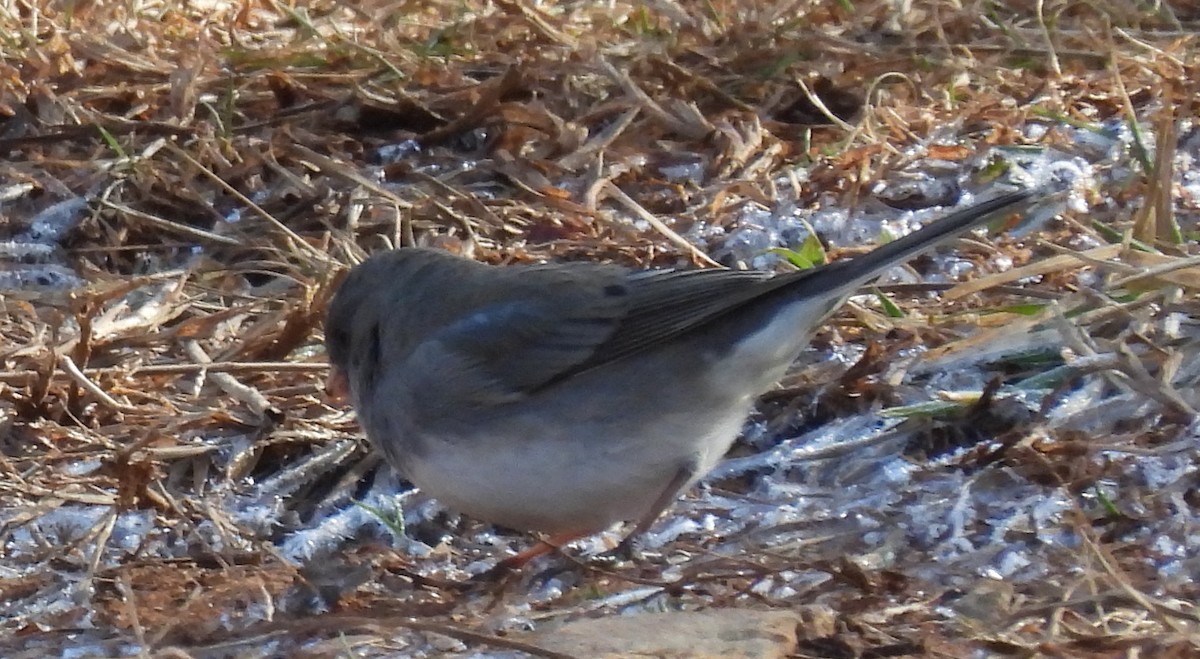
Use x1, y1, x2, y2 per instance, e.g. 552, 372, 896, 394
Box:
470, 530, 589, 584
606, 464, 697, 562
474, 463, 699, 581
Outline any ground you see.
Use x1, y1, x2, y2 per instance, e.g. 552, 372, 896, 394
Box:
1, 1, 1199, 657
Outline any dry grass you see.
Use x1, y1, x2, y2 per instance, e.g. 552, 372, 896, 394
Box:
1, 0, 1199, 656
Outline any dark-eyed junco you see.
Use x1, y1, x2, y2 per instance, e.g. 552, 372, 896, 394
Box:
325, 189, 1035, 571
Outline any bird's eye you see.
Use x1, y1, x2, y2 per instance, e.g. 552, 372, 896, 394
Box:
325, 325, 350, 361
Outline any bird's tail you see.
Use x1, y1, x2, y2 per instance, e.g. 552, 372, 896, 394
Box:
776, 188, 1038, 301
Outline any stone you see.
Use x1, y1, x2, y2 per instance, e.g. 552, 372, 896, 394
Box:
524, 608, 802, 659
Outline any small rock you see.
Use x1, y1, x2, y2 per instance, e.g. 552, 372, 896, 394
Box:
524, 609, 801, 659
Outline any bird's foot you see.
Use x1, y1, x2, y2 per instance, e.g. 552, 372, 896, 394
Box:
588, 535, 644, 569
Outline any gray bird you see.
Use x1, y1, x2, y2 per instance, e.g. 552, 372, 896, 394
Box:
325, 189, 1034, 571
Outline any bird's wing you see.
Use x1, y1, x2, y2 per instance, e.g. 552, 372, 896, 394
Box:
404, 265, 641, 403
399, 262, 778, 403
570, 188, 1039, 375
563, 268, 780, 374
397, 189, 1036, 411
411, 266, 784, 406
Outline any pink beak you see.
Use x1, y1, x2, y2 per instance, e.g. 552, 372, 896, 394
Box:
325, 368, 350, 404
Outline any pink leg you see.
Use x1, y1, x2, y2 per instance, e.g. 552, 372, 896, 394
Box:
494, 530, 590, 572
612, 465, 695, 558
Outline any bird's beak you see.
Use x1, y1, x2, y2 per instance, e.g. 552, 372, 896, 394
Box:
325, 368, 350, 404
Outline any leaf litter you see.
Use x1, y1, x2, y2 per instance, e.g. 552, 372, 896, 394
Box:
1, 0, 1199, 656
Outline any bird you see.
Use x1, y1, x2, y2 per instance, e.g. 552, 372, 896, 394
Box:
324, 189, 1035, 572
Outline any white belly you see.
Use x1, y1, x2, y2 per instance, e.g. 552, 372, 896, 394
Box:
399, 403, 749, 534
